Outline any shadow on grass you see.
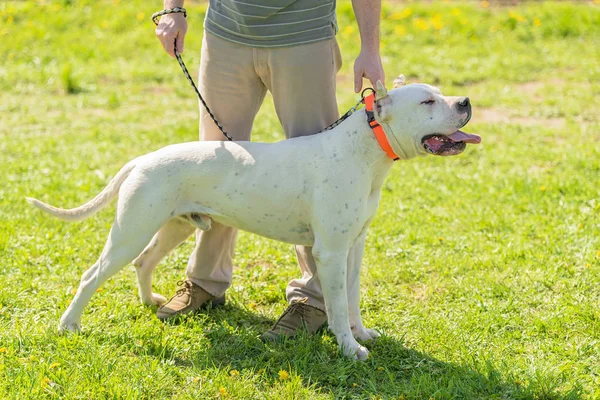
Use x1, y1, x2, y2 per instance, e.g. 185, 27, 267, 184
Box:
150, 303, 564, 399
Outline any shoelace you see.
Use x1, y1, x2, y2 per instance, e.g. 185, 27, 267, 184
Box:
175, 280, 193, 296
286, 302, 309, 320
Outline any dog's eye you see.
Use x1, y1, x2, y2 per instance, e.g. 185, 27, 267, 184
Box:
421, 100, 435, 105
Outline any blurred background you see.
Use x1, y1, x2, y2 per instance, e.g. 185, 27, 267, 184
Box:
1, 1, 599, 398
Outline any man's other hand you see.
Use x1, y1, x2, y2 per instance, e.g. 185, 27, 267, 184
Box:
353, 50, 385, 93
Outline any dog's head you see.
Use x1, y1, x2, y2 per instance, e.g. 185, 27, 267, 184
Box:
372, 76, 480, 159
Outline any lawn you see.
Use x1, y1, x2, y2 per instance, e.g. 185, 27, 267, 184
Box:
1, 0, 600, 398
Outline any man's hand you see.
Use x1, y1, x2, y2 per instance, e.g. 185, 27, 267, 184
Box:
353, 50, 385, 93
156, 12, 187, 58
351, 0, 384, 93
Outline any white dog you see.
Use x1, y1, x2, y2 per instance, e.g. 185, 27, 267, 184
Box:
26, 78, 480, 360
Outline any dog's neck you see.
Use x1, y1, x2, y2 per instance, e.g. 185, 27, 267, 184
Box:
341, 109, 423, 164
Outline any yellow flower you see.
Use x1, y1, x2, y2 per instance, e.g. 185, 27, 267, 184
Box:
413, 18, 430, 31
219, 387, 228, 397
41, 377, 52, 388
533, 17, 541, 27
0, 347, 7, 353
136, 12, 145, 21
509, 11, 526, 23
249, 302, 256, 309
49, 362, 60, 369
540, 186, 546, 191
389, 8, 412, 20
394, 25, 407, 36
229, 369, 239, 377
193, 377, 201, 383
431, 15, 444, 31
352, 383, 358, 387
596, 250, 600, 258
278, 370, 289, 380
481, 0, 490, 8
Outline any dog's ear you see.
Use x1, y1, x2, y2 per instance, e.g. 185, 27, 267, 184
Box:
375, 80, 388, 101
393, 74, 406, 88
374, 80, 393, 121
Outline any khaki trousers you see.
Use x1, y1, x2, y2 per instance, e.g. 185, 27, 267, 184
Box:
186, 32, 342, 311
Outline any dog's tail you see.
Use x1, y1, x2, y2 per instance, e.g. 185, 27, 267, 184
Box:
25, 160, 137, 222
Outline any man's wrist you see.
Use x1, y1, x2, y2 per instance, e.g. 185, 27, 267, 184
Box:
360, 47, 380, 56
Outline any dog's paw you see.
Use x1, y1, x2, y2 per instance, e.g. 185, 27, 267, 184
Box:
58, 320, 81, 334
352, 326, 381, 341
151, 293, 167, 306
353, 345, 370, 361
341, 341, 370, 361
141, 293, 167, 306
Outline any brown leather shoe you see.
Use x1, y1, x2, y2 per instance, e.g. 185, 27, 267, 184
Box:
156, 280, 225, 321
260, 298, 327, 341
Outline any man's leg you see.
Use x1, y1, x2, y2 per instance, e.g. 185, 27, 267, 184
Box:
158, 32, 267, 320
259, 37, 342, 338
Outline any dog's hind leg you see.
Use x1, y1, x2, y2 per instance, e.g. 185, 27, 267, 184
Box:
133, 218, 196, 306
59, 203, 169, 333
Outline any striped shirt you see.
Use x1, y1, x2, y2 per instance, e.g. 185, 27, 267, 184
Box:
204, 0, 337, 47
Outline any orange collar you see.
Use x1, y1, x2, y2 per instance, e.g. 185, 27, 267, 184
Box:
363, 93, 399, 161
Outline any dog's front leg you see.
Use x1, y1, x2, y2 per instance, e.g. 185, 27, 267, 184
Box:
347, 233, 380, 342
313, 242, 369, 360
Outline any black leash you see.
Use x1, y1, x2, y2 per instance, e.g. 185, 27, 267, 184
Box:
152, 8, 233, 141
152, 7, 367, 140
318, 96, 364, 133
172, 42, 233, 140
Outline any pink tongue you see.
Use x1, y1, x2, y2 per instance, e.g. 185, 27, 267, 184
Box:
448, 130, 481, 144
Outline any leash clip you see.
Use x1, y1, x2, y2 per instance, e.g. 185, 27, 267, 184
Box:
360, 87, 376, 103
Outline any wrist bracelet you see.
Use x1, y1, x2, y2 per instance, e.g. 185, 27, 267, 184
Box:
152, 7, 187, 26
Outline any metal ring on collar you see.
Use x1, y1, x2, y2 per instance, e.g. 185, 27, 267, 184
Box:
361, 87, 376, 100
152, 7, 187, 26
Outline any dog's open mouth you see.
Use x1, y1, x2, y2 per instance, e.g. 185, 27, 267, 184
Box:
422, 130, 481, 156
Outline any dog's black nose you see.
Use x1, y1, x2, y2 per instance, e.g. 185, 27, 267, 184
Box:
458, 97, 470, 107
456, 97, 471, 114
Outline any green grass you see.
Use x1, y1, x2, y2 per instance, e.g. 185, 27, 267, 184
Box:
1, 0, 600, 398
